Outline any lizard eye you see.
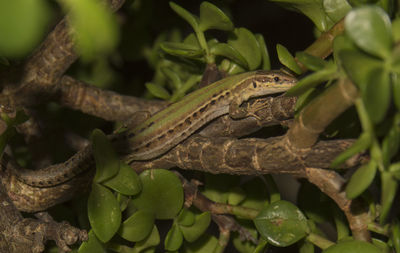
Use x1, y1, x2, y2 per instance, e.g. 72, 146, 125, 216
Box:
274, 76, 280, 82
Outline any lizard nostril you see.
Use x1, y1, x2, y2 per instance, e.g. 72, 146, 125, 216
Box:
274, 77, 280, 82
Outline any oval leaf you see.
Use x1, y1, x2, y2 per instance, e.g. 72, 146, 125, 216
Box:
119, 210, 155, 242
382, 114, 400, 166
180, 212, 211, 242
345, 6, 392, 58
331, 132, 372, 168
255, 34, 271, 70
199, 2, 233, 32
145, 82, 171, 100
91, 129, 120, 183
103, 162, 142, 195
228, 28, 262, 70
322, 240, 381, 253
133, 225, 160, 252
164, 222, 183, 251
363, 67, 390, 124
254, 200, 309, 247
209, 43, 248, 68
78, 230, 105, 253
228, 186, 246, 205
177, 208, 195, 226
393, 73, 400, 110
295, 52, 328, 71
346, 160, 377, 199
276, 44, 302, 74
391, 220, 400, 253
132, 169, 184, 219
380, 171, 398, 223
169, 2, 199, 32
88, 183, 121, 242
160, 42, 204, 58
323, 0, 351, 23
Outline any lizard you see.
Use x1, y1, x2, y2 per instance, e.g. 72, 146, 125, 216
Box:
8, 70, 297, 187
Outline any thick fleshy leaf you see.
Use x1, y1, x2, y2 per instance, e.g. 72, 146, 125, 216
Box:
119, 210, 154, 242
0, 0, 50, 58
345, 160, 377, 199
132, 169, 183, 219
199, 2, 233, 32
393, 18, 400, 42
179, 212, 211, 242
285, 63, 336, 96
323, 0, 351, 23
345, 6, 392, 58
331, 132, 372, 168
382, 114, 400, 166
91, 129, 119, 183
209, 43, 248, 68
339, 50, 383, 90
182, 234, 218, 253
160, 42, 204, 58
103, 162, 142, 195
393, 73, 400, 110
276, 44, 302, 74
88, 183, 121, 242
164, 222, 183, 251
362, 67, 390, 124
78, 230, 105, 253
227, 186, 246, 205
133, 225, 160, 252
380, 171, 398, 223
255, 34, 271, 70
228, 28, 261, 70
180, 212, 211, 242
322, 240, 381, 253
391, 220, 400, 253
177, 208, 195, 226
269, 0, 334, 31
254, 200, 309, 247
145, 82, 170, 100
390, 162, 400, 180
169, 2, 199, 32
232, 220, 258, 253
61, 0, 119, 60
295, 52, 328, 71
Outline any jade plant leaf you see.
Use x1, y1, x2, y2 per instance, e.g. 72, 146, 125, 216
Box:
199, 2, 234, 32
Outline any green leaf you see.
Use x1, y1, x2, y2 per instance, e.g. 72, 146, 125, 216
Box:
331, 132, 372, 168
91, 129, 119, 183
133, 225, 160, 252
169, 2, 199, 32
165, 222, 183, 251
0, 0, 51, 58
227, 186, 246, 205
269, 0, 334, 31
132, 169, 183, 219
345, 160, 377, 199
382, 114, 400, 166
339, 50, 383, 90
323, 0, 352, 23
389, 162, 400, 180
103, 162, 142, 195
199, 2, 233, 32
393, 73, 400, 110
180, 212, 211, 242
209, 43, 248, 68
296, 52, 328, 71
255, 34, 271, 70
392, 18, 400, 42
88, 183, 121, 242
380, 171, 398, 223
322, 240, 381, 253
78, 230, 106, 253
228, 28, 262, 70
232, 220, 258, 253
182, 234, 218, 253
160, 42, 204, 58
285, 63, 336, 96
177, 208, 195, 226
362, 67, 390, 124
391, 220, 400, 253
276, 44, 302, 74
254, 200, 309, 247
145, 82, 171, 100
61, 0, 119, 60
119, 210, 155, 242
345, 6, 392, 58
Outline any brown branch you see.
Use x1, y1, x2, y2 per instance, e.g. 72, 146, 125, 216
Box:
305, 167, 371, 241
